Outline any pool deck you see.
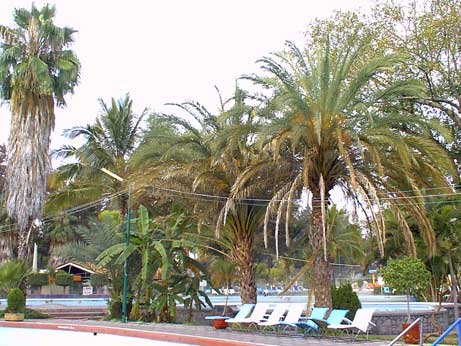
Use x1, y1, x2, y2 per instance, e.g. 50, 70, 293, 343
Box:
0, 319, 391, 345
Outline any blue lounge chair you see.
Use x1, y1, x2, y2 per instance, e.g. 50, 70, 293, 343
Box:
294, 307, 328, 335
296, 308, 349, 335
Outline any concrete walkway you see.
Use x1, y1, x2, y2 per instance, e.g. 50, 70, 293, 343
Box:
27, 319, 391, 345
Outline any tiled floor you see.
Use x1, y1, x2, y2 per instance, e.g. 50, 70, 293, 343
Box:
33, 319, 392, 345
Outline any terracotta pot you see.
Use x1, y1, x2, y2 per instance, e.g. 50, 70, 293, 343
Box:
402, 323, 420, 344
212, 318, 228, 329
4, 312, 25, 322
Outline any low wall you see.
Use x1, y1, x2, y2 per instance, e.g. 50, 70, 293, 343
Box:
370, 305, 457, 335
186, 304, 460, 336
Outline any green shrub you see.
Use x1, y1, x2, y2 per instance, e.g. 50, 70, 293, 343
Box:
331, 283, 361, 319
6, 288, 25, 313
27, 273, 49, 287
90, 273, 108, 287
108, 296, 133, 320
55, 272, 73, 287
109, 296, 122, 319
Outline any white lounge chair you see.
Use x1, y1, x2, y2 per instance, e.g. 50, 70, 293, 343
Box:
259, 303, 305, 332
226, 303, 270, 328
258, 303, 290, 330
327, 308, 376, 340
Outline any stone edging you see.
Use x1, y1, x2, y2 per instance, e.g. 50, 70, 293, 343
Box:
0, 321, 266, 346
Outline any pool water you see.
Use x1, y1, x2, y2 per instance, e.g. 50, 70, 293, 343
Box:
0, 295, 439, 312
0, 327, 189, 346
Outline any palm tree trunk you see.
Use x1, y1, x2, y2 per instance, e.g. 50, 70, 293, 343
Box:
311, 195, 332, 308
0, 229, 14, 263
17, 227, 29, 260
7, 103, 53, 261
232, 233, 256, 304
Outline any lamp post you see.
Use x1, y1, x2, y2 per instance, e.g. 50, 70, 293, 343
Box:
100, 168, 131, 323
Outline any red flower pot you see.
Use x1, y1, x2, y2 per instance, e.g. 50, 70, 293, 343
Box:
212, 318, 228, 329
402, 323, 420, 344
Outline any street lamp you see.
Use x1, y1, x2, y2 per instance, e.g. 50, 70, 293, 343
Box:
100, 168, 131, 323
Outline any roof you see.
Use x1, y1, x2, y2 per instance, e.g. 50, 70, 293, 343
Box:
55, 261, 96, 274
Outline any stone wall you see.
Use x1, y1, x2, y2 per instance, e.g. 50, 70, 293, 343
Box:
370, 307, 453, 335
177, 304, 460, 336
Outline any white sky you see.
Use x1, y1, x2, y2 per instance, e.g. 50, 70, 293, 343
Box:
0, 0, 374, 152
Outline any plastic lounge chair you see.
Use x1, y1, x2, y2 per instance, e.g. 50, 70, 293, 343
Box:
278, 303, 306, 327
205, 303, 254, 326
258, 303, 290, 330
258, 303, 305, 332
296, 308, 349, 335
293, 307, 329, 335
327, 308, 376, 340
226, 303, 270, 328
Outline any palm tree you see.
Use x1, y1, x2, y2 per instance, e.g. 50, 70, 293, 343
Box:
245, 37, 454, 307
52, 94, 146, 215
209, 257, 237, 315
0, 4, 80, 259
134, 88, 289, 304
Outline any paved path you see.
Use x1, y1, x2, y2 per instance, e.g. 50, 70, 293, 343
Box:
32, 319, 392, 346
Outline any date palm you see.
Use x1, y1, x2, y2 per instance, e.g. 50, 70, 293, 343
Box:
0, 4, 80, 260
246, 37, 454, 306
52, 94, 146, 215
133, 88, 280, 304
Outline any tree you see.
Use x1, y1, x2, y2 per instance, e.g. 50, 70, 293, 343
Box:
429, 202, 461, 318
371, 0, 461, 163
52, 94, 146, 215
0, 260, 29, 295
247, 34, 453, 307
210, 257, 237, 315
381, 256, 430, 323
97, 205, 211, 321
0, 4, 80, 259
134, 88, 280, 304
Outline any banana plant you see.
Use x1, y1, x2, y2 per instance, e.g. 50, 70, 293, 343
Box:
97, 204, 213, 322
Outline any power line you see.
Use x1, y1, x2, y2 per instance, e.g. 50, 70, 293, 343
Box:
0, 189, 128, 234
149, 184, 461, 203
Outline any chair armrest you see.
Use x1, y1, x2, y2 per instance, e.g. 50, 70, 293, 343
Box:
368, 321, 376, 327
342, 317, 353, 324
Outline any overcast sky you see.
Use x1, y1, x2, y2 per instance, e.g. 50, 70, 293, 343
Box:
0, 0, 377, 151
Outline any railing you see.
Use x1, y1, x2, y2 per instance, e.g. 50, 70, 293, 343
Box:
432, 317, 461, 346
387, 318, 422, 346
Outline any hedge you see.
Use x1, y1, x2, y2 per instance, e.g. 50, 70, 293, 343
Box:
27, 273, 49, 287
55, 272, 73, 287
90, 273, 109, 287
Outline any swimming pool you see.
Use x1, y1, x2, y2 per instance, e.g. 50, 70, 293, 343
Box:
0, 294, 439, 312
0, 327, 187, 346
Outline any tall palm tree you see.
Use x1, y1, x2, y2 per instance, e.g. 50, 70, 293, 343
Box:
52, 94, 146, 215
133, 88, 282, 304
244, 37, 454, 307
0, 4, 80, 259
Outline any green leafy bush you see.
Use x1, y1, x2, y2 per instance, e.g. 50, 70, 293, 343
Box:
55, 272, 73, 287
331, 283, 361, 319
381, 256, 430, 322
108, 296, 133, 320
90, 273, 108, 287
27, 273, 49, 287
6, 288, 25, 313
